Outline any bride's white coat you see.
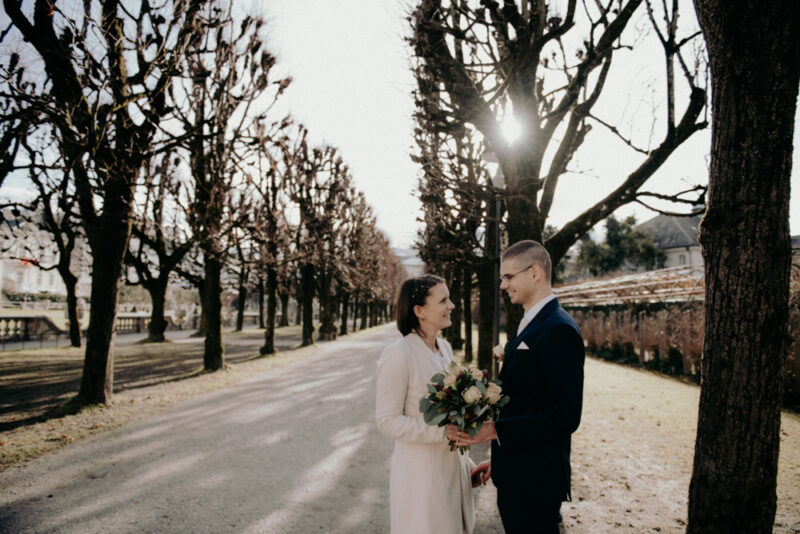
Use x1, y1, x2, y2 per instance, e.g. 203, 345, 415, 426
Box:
376, 332, 476, 534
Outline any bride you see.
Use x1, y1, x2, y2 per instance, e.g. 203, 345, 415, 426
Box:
376, 274, 476, 534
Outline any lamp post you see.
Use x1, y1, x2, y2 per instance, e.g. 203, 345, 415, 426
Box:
491, 166, 505, 378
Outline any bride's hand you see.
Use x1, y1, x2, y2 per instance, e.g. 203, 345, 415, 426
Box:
445, 425, 463, 442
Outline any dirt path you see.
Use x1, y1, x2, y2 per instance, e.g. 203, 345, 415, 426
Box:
0, 325, 797, 532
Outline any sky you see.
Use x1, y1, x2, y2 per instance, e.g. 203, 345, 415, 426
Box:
1, 1, 796, 249
259, 0, 800, 249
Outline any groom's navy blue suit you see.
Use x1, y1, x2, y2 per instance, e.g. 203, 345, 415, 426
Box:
491, 297, 585, 533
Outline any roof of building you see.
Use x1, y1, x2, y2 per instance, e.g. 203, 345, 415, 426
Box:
636, 214, 702, 250
392, 247, 425, 277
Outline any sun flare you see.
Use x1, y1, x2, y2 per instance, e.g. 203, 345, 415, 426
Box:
501, 115, 522, 143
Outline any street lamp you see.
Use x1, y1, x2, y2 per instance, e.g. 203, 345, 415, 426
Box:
483, 150, 505, 378
491, 165, 505, 378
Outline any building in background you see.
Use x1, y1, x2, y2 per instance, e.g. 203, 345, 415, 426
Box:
0, 210, 92, 300
637, 214, 703, 269
392, 248, 425, 278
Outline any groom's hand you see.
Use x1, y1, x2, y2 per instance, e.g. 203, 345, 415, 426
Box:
470, 460, 491, 487
453, 422, 497, 446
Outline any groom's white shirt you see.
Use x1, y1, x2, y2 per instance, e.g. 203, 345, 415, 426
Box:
516, 293, 556, 337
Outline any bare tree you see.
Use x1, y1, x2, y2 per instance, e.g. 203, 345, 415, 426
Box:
286, 140, 348, 346
336, 191, 378, 336
687, 1, 800, 532
1, 126, 87, 347
0, 52, 35, 188
174, 2, 290, 370
249, 125, 297, 354
411, 0, 707, 330
126, 154, 193, 342
412, 55, 498, 369
1, 0, 204, 405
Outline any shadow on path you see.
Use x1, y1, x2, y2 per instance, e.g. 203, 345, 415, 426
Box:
0, 327, 306, 431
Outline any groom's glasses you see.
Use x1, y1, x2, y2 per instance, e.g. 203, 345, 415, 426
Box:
500, 264, 533, 282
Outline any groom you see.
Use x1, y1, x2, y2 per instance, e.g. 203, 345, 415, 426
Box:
449, 239, 585, 533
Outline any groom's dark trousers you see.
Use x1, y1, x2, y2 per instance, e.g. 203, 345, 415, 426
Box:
490, 298, 584, 533
497, 489, 561, 533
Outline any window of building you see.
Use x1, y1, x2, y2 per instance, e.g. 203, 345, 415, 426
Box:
679, 254, 686, 265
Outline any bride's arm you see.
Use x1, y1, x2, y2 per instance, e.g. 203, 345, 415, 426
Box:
375, 345, 445, 444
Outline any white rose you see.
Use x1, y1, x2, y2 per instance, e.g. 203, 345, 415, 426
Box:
492, 343, 505, 360
470, 367, 484, 380
462, 386, 482, 404
486, 382, 502, 404
443, 374, 457, 388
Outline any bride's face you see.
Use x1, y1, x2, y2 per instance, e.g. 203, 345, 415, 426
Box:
415, 283, 455, 332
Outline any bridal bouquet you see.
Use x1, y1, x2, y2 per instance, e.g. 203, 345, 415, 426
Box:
419, 362, 510, 453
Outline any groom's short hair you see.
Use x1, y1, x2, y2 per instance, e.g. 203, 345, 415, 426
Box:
502, 240, 552, 281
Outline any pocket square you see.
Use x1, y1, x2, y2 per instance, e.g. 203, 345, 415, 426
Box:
518, 341, 530, 350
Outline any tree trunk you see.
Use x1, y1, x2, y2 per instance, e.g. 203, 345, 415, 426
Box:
278, 291, 290, 327
294, 287, 303, 326
317, 270, 337, 341
339, 292, 350, 336
301, 262, 315, 346
77, 216, 130, 405
446, 268, 464, 350
257, 278, 265, 329
203, 256, 225, 371
463, 265, 473, 363
235, 279, 246, 332
192, 281, 207, 338
261, 267, 277, 355
61, 269, 81, 348
145, 276, 169, 342
359, 300, 367, 330
352, 293, 360, 331
687, 2, 800, 532
476, 259, 495, 377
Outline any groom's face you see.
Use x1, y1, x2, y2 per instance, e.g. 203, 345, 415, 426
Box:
499, 257, 536, 305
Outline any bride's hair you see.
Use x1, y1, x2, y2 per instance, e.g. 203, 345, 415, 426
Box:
395, 274, 444, 336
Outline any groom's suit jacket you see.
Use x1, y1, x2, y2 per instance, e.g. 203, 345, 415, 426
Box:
491, 297, 585, 504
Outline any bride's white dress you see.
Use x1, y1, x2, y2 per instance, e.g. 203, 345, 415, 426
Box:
376, 333, 476, 534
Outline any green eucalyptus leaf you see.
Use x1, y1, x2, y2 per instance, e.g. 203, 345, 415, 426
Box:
430, 412, 448, 426
419, 397, 430, 412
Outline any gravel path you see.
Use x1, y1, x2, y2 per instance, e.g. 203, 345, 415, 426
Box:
0, 324, 797, 533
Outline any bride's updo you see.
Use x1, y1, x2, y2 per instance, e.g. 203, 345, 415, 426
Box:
395, 274, 444, 336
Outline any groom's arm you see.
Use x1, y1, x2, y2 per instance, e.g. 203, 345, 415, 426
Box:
493, 324, 584, 453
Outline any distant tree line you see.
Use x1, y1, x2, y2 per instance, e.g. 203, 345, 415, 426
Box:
0, 0, 405, 407
576, 215, 666, 277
